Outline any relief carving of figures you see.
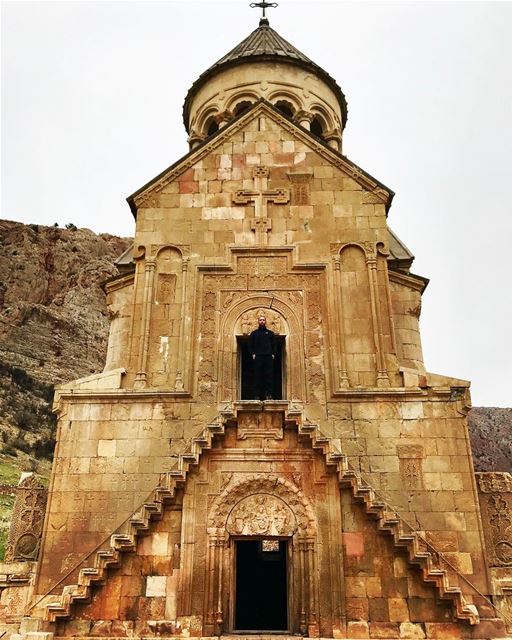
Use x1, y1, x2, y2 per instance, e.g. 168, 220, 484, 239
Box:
241, 313, 252, 335
222, 291, 245, 309
269, 314, 282, 335
227, 494, 296, 537
236, 308, 284, 337
208, 474, 316, 537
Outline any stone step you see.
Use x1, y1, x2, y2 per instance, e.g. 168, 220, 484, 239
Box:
49, 635, 512, 640
222, 636, 300, 640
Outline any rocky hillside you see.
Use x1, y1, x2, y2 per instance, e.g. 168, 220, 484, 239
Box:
468, 407, 512, 472
0, 219, 131, 472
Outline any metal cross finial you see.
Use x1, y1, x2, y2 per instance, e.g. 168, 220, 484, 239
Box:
250, 1, 278, 22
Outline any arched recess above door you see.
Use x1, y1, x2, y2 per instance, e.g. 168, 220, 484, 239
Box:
208, 473, 317, 539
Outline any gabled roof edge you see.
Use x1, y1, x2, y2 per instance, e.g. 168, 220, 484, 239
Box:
127, 99, 394, 218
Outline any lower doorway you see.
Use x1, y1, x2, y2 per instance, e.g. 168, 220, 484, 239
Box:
234, 539, 288, 631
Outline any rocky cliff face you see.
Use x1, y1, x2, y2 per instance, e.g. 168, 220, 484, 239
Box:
0, 219, 509, 472
0, 220, 131, 467
0, 220, 130, 383
468, 407, 512, 472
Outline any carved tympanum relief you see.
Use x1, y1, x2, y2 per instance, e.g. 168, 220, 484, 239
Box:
227, 494, 296, 536
208, 473, 316, 537
238, 308, 284, 336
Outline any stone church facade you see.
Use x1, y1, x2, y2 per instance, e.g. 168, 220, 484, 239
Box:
1, 13, 512, 640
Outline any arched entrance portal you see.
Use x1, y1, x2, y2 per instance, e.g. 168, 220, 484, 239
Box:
206, 475, 319, 636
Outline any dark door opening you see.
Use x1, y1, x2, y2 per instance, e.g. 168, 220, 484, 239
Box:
234, 539, 288, 631
238, 336, 285, 400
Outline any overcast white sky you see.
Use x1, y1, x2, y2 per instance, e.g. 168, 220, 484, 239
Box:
2, 1, 511, 407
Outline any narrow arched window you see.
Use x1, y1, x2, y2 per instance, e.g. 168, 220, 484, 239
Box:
274, 100, 295, 118
234, 101, 253, 116
206, 118, 219, 137
310, 116, 325, 138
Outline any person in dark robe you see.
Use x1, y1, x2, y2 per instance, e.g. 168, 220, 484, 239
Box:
248, 315, 276, 400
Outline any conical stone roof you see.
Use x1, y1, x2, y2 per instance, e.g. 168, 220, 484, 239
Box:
183, 18, 347, 131
214, 17, 315, 66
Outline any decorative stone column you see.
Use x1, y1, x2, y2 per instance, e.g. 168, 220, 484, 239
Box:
214, 110, 233, 129
332, 255, 349, 389
324, 128, 342, 152
295, 110, 314, 131
174, 257, 189, 391
188, 130, 205, 150
134, 257, 156, 389
204, 530, 225, 636
365, 245, 390, 387
298, 536, 319, 637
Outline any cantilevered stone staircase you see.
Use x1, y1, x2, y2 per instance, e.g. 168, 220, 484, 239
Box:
44, 406, 479, 626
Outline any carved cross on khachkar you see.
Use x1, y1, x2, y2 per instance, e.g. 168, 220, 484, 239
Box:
233, 166, 290, 245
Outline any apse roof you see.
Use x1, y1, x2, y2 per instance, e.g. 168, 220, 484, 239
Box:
388, 228, 416, 271
183, 18, 348, 131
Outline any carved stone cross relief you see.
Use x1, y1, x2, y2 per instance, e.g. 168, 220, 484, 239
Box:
232, 166, 290, 245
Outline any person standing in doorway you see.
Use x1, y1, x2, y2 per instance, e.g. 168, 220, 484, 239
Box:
249, 315, 276, 400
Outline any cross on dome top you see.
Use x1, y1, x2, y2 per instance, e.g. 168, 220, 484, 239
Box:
250, 0, 278, 25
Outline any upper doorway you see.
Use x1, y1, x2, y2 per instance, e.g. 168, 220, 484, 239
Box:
234, 539, 289, 632
238, 336, 285, 400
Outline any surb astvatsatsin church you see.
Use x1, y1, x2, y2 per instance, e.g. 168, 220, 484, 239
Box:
2, 4, 512, 640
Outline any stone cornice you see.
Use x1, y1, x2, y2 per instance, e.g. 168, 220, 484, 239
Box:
388, 268, 429, 293
103, 272, 135, 294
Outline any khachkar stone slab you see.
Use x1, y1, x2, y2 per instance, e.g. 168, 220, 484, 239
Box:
477, 472, 512, 566
5, 473, 48, 562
